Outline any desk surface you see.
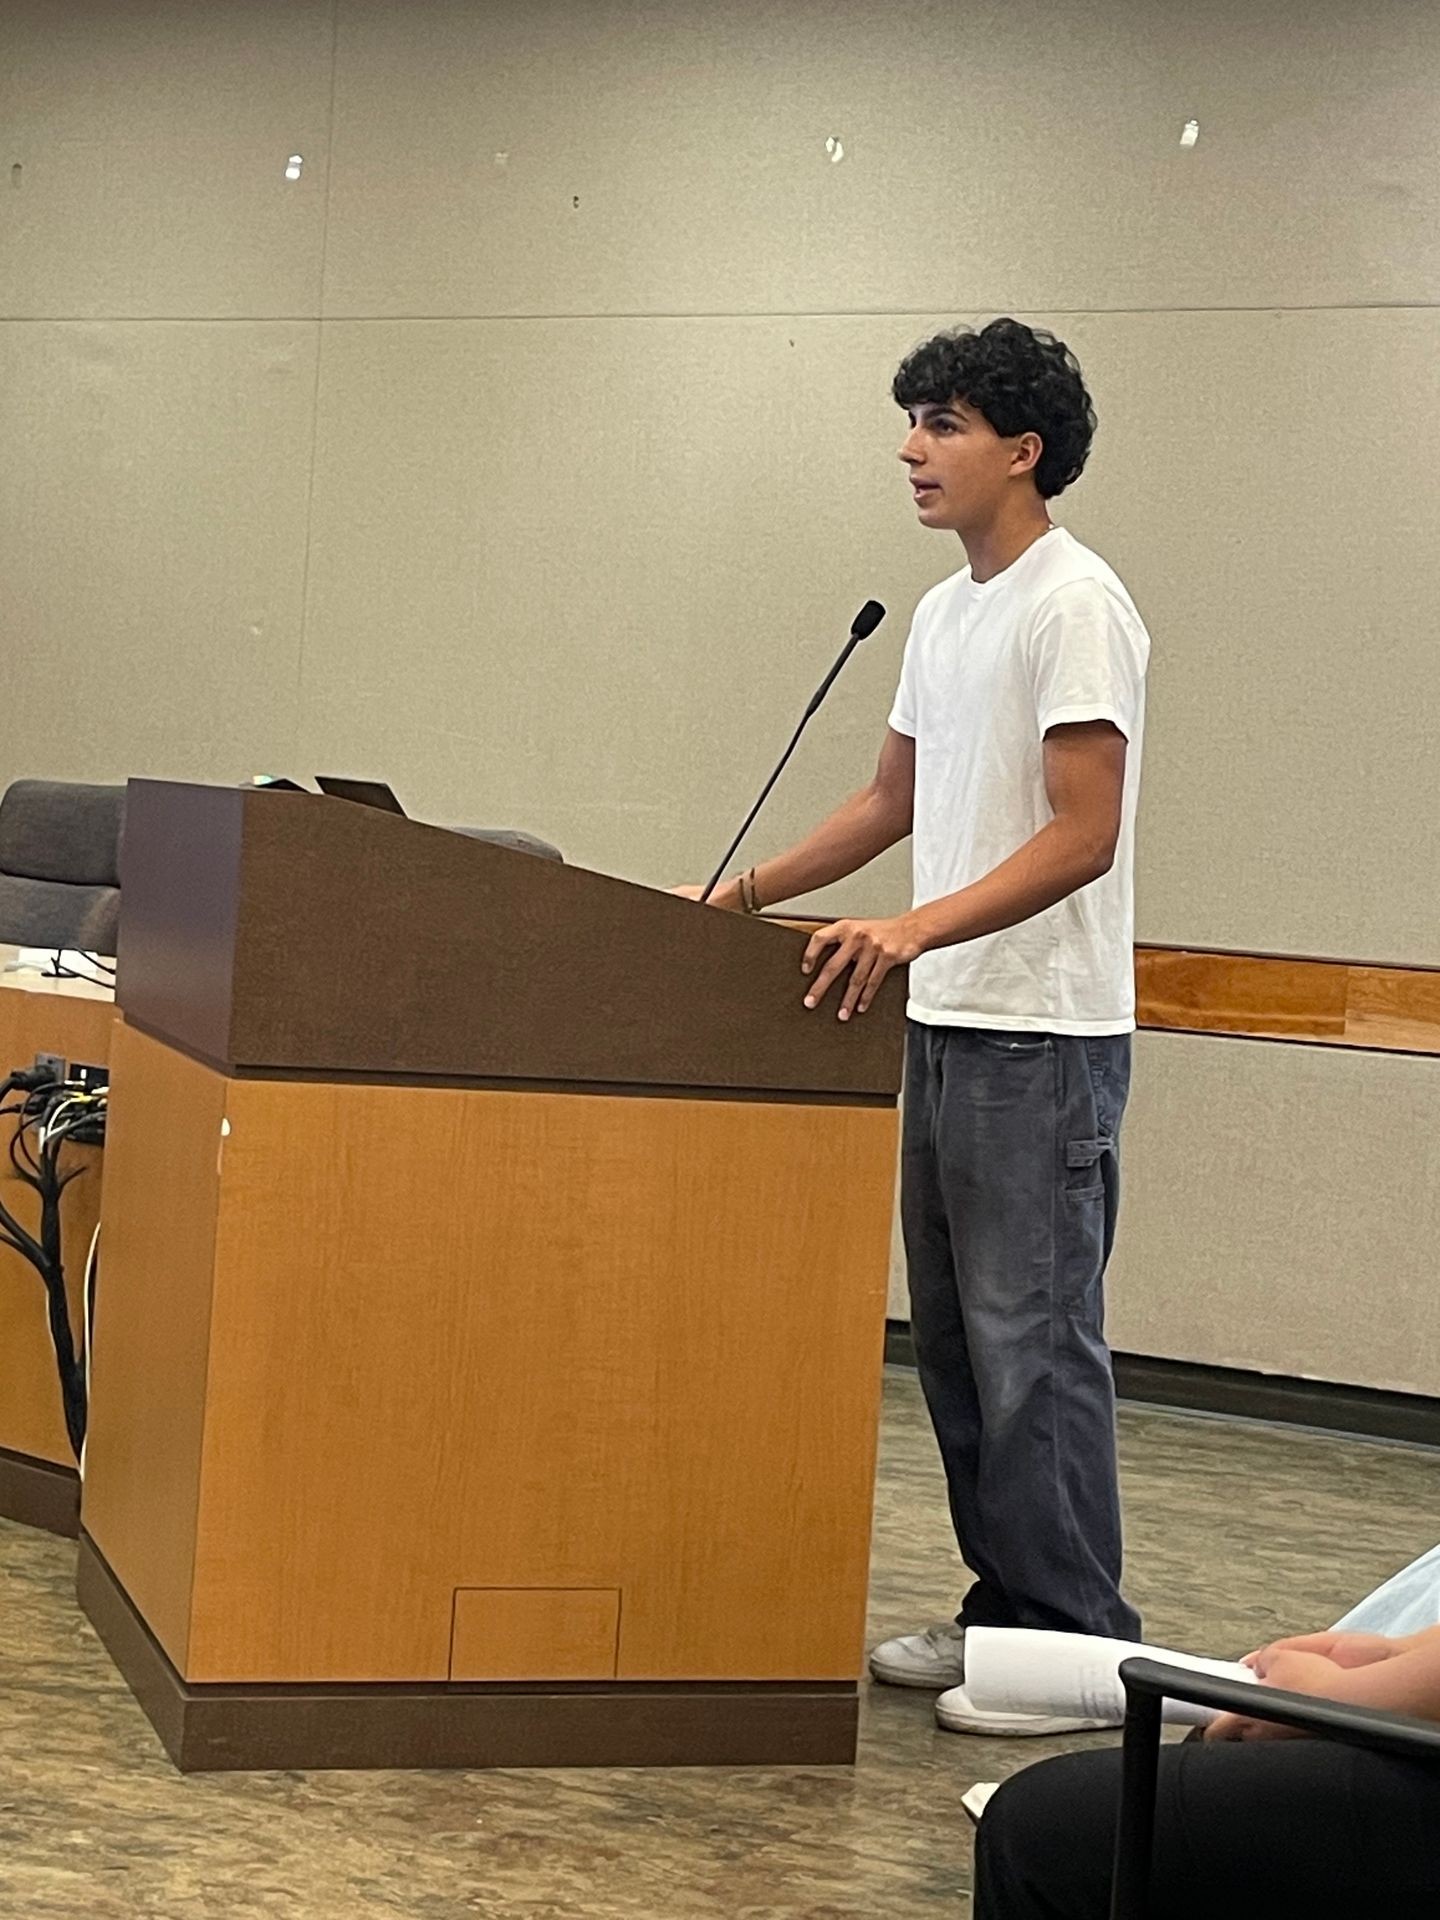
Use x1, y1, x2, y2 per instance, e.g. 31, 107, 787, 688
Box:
0, 952, 115, 1008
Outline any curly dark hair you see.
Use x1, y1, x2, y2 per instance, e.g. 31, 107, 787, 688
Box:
891, 319, 1097, 499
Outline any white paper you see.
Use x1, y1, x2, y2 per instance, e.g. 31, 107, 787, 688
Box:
963, 1627, 1257, 1728
961, 1782, 998, 1825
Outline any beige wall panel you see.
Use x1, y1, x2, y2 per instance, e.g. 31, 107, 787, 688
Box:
886, 1184, 909, 1323
0, 322, 317, 795
1054, 307, 1440, 965
0, 1, 335, 320
299, 315, 938, 912
301, 307, 1440, 958
324, 0, 1440, 319
1106, 1033, 1440, 1395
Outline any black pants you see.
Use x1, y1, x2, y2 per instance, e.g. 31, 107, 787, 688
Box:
902, 1023, 1139, 1638
973, 1741, 1440, 1918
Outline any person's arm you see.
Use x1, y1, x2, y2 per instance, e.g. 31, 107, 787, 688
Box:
677, 726, 915, 911
1207, 1625, 1440, 1742
800, 718, 1126, 1020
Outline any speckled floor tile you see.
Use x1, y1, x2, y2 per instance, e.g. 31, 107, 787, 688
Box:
3, 1369, 1437, 1917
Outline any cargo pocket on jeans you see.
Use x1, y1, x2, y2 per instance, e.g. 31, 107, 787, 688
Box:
1065, 1137, 1110, 1200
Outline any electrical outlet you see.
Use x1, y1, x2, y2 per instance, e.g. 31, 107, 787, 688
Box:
33, 1050, 66, 1081
71, 1062, 109, 1093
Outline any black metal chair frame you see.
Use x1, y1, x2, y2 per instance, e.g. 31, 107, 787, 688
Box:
1110, 1656, 1440, 1920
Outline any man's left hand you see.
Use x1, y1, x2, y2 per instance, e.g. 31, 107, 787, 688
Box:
801, 915, 924, 1021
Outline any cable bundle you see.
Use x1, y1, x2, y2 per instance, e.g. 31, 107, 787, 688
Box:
41, 950, 116, 992
0, 1064, 107, 1461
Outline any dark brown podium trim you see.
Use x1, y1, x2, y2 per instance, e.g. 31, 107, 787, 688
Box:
0, 1446, 79, 1537
77, 1534, 859, 1773
117, 781, 905, 1100
122, 1015, 895, 1109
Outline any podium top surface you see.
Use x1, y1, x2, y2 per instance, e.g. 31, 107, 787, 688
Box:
116, 780, 905, 1101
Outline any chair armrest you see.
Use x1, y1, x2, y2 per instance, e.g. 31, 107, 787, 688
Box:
1109, 1657, 1440, 1920
1120, 1655, 1440, 1757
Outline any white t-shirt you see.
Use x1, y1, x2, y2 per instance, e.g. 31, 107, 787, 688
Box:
888, 526, 1150, 1035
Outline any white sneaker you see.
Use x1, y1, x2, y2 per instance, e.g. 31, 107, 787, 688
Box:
935, 1682, 1117, 1737
868, 1622, 967, 1689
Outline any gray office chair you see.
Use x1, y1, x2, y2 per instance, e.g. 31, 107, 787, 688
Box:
0, 779, 126, 953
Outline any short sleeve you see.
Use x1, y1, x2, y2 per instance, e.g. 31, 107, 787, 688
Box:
1029, 578, 1148, 742
887, 614, 921, 738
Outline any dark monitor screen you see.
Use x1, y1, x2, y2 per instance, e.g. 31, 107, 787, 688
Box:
314, 777, 407, 816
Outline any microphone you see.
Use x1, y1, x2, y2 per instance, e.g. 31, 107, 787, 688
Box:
699, 599, 887, 906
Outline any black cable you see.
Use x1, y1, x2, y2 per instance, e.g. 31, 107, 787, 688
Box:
0, 1080, 49, 1270
40, 947, 114, 990
35, 1116, 84, 1453
4, 1085, 64, 1179
7, 1116, 38, 1181
36, 1148, 84, 1457
0, 1196, 46, 1269
13, 1099, 57, 1175
49, 964, 115, 992
0, 1070, 105, 1459
42, 1114, 97, 1457
0, 1226, 36, 1262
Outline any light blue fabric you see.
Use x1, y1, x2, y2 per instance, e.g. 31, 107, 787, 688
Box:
1333, 1544, 1440, 1636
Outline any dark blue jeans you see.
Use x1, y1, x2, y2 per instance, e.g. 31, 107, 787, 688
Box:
901, 1022, 1140, 1639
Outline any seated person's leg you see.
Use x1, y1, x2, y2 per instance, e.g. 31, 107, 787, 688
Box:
972, 1749, 1116, 1920
973, 1739, 1440, 1920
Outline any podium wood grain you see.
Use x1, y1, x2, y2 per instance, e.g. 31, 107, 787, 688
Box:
82, 1023, 226, 1660
449, 1588, 623, 1681
84, 1022, 896, 1688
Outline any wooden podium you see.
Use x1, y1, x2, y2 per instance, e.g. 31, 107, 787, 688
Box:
79, 780, 905, 1772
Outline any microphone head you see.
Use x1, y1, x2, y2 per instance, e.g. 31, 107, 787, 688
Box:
850, 599, 886, 641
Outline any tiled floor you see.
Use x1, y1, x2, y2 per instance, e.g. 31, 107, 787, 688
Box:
3, 1369, 1437, 1917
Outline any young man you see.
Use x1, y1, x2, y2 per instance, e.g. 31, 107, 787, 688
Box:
687, 318, 1151, 1737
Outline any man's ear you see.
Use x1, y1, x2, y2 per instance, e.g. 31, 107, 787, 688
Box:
1011, 431, 1043, 479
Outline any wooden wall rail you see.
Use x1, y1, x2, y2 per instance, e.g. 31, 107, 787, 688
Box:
1135, 947, 1440, 1056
